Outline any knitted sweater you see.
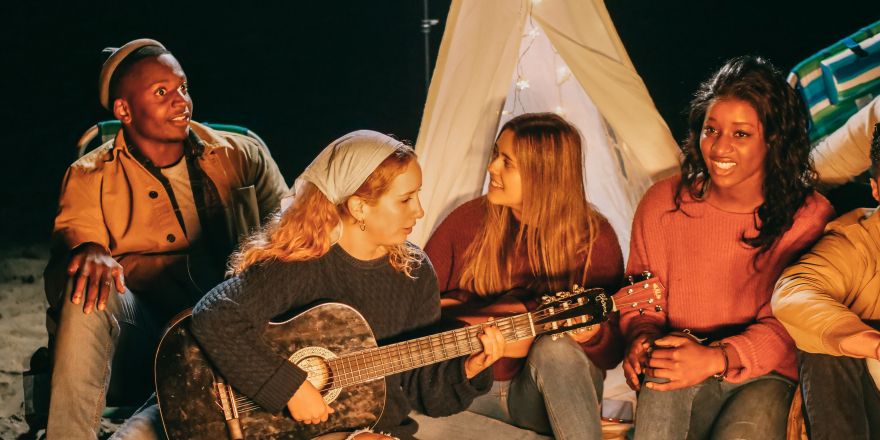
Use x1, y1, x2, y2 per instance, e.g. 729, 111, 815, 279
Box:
191, 244, 492, 438
621, 176, 834, 382
425, 197, 625, 381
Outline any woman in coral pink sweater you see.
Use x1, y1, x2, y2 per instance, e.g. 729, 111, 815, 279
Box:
426, 113, 624, 439
620, 56, 834, 439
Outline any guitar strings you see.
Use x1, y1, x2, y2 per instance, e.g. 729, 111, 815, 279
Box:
219, 303, 602, 412
226, 318, 533, 411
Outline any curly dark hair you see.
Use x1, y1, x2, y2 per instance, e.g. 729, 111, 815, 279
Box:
871, 122, 880, 177
677, 55, 817, 256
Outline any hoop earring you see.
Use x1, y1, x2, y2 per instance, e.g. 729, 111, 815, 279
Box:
359, 219, 366, 231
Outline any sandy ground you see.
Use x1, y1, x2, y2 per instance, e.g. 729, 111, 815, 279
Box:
0, 243, 123, 440
0, 243, 50, 439
0, 242, 634, 440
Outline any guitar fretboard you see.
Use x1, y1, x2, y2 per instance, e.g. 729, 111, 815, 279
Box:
327, 313, 536, 389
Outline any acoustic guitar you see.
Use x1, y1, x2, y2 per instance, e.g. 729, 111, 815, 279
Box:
155, 285, 614, 439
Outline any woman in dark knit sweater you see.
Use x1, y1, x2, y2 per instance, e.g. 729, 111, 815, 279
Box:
425, 113, 625, 439
191, 131, 506, 440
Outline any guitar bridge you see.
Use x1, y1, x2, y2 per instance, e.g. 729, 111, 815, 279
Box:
215, 378, 244, 440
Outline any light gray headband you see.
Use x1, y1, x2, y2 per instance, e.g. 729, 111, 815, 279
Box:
292, 130, 408, 205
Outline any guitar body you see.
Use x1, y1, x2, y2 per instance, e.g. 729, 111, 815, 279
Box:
155, 303, 386, 440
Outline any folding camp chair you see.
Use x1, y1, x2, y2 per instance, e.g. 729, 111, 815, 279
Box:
76, 120, 271, 157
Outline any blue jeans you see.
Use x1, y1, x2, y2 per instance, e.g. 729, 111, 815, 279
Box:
468, 336, 605, 440
798, 350, 880, 440
47, 285, 161, 440
633, 373, 794, 440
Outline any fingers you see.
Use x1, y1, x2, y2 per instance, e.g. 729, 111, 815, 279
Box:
96, 274, 112, 311
295, 403, 333, 425
113, 268, 126, 294
83, 272, 101, 314
71, 271, 88, 305
645, 379, 681, 391
653, 335, 688, 347
67, 252, 85, 275
623, 359, 641, 391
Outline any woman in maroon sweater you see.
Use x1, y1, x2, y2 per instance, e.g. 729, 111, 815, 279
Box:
425, 113, 625, 439
621, 56, 834, 439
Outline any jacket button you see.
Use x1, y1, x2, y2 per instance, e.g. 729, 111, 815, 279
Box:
166, 234, 176, 243
149, 191, 159, 199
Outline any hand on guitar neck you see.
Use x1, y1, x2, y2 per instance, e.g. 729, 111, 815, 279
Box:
442, 290, 601, 358
442, 293, 532, 358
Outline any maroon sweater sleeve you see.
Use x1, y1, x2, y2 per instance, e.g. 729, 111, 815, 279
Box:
577, 217, 625, 370
424, 198, 486, 304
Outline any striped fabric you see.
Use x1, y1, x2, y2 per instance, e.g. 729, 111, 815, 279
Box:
788, 19, 880, 142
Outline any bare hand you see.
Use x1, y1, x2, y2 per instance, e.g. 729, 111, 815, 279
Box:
464, 320, 506, 378
623, 333, 657, 391
286, 380, 334, 425
445, 294, 533, 358
66, 243, 125, 314
643, 335, 725, 391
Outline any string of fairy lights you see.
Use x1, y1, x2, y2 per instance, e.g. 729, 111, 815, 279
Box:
502, 0, 573, 118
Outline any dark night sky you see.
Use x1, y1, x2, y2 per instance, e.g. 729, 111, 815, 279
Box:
1, 0, 876, 245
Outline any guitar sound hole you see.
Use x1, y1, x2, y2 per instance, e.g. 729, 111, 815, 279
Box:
298, 355, 332, 391
289, 346, 342, 404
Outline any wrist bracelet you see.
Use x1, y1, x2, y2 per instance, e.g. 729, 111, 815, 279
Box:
712, 343, 729, 382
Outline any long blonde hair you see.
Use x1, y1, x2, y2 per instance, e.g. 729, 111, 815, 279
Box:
230, 146, 423, 276
460, 113, 600, 296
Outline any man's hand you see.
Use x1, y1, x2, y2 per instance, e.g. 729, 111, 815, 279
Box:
66, 243, 125, 314
643, 334, 726, 391
623, 333, 657, 391
464, 321, 506, 378
286, 380, 335, 425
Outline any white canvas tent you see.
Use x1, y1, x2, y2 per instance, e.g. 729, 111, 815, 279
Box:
411, 0, 681, 254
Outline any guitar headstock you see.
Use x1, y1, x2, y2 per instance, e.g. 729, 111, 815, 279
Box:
532, 285, 611, 339
614, 270, 665, 316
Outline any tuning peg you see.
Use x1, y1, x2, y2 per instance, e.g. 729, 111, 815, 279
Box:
540, 295, 553, 304
655, 305, 663, 312
641, 271, 653, 279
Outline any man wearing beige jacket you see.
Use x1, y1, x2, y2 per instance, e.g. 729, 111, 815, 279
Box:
772, 122, 880, 440
43, 39, 288, 439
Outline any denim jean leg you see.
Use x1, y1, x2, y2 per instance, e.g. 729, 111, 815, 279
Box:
632, 380, 703, 440
468, 380, 513, 424
507, 336, 604, 440
109, 395, 167, 440
47, 286, 140, 440
711, 376, 793, 440
799, 350, 880, 440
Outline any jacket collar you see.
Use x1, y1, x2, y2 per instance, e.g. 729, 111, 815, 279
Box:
110, 120, 229, 160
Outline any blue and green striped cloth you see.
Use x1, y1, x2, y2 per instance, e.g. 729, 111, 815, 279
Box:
788, 19, 880, 142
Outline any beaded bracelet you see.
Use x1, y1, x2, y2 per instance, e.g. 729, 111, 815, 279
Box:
712, 343, 730, 382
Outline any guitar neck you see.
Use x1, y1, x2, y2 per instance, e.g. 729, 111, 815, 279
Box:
327, 312, 537, 389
